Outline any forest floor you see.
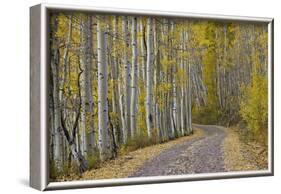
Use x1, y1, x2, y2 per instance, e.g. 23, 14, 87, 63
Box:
57, 124, 267, 181
223, 127, 268, 171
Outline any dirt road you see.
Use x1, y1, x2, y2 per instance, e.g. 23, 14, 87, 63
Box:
131, 124, 227, 177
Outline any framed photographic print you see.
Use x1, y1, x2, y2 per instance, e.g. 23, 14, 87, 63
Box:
30, 3, 274, 191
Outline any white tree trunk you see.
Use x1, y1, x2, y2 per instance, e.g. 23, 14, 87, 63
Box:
146, 18, 154, 138
153, 19, 161, 141
180, 57, 186, 136
97, 17, 111, 160
185, 30, 192, 133
140, 18, 146, 85
122, 16, 131, 139
185, 61, 190, 134
130, 17, 138, 138
172, 73, 177, 136
50, 15, 63, 171
181, 30, 188, 136
119, 95, 127, 143
80, 15, 88, 157
188, 61, 193, 133
112, 16, 121, 145
171, 22, 178, 137
80, 15, 96, 156
51, 55, 63, 170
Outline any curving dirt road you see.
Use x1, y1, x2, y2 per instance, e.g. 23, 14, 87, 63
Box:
130, 124, 227, 177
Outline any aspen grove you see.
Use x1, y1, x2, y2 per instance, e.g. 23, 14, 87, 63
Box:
49, 13, 268, 178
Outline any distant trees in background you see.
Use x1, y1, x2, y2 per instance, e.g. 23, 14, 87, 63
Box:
49, 13, 268, 177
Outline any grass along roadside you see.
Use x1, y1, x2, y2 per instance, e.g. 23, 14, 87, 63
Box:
223, 127, 268, 172
56, 127, 205, 181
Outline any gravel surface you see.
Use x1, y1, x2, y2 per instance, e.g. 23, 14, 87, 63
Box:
130, 124, 226, 177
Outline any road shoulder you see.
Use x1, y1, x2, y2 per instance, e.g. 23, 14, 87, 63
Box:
223, 128, 268, 171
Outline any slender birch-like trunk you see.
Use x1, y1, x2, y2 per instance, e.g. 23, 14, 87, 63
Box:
168, 20, 175, 138
80, 15, 96, 157
130, 17, 138, 138
122, 16, 131, 139
86, 16, 96, 154
146, 17, 154, 138
180, 31, 186, 136
50, 15, 63, 171
140, 18, 147, 85
171, 22, 178, 137
188, 61, 193, 133
153, 18, 161, 141
112, 16, 121, 145
97, 17, 111, 160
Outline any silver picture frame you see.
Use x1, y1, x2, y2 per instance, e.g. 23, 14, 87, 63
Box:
30, 3, 274, 191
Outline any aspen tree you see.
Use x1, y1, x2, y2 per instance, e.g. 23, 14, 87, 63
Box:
130, 17, 138, 138
97, 16, 111, 160
146, 17, 154, 138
